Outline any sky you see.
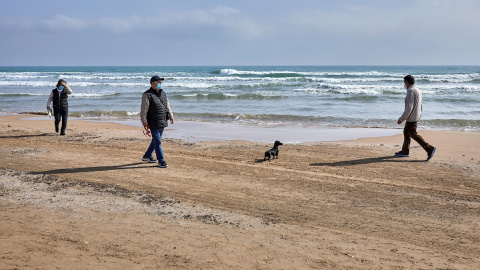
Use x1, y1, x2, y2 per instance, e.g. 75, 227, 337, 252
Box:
1, 0, 479, 66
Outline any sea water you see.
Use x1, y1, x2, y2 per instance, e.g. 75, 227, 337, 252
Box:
1, 66, 479, 132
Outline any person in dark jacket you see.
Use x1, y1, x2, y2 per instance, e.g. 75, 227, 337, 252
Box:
47, 79, 72, 135
140, 76, 174, 168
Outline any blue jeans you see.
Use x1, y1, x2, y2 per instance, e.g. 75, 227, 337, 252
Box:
144, 128, 165, 162
54, 108, 68, 132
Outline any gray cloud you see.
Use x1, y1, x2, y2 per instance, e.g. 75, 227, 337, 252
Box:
0, 14, 90, 31
1, 5, 261, 39
98, 6, 262, 39
288, 1, 480, 40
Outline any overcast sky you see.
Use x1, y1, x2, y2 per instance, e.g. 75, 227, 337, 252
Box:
1, 0, 479, 66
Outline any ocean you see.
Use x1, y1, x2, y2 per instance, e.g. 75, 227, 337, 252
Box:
1, 66, 479, 132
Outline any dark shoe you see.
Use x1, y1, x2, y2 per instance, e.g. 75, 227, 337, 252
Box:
55, 126, 59, 133
158, 161, 168, 168
60, 130, 66, 136
427, 147, 436, 161
142, 156, 157, 163
395, 151, 410, 157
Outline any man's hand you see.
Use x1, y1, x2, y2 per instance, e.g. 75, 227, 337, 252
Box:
170, 116, 175, 124
397, 119, 403, 125
47, 106, 51, 111
143, 122, 149, 128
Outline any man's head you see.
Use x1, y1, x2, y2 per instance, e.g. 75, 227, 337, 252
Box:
150, 75, 165, 89
404, 75, 415, 88
57, 79, 67, 87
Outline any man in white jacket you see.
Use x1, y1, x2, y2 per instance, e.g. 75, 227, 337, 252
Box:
396, 75, 436, 161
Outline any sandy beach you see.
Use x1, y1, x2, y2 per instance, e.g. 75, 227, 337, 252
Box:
1, 114, 479, 269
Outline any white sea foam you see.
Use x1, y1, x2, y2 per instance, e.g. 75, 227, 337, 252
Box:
0, 80, 54, 87
72, 92, 118, 97
166, 82, 215, 89
315, 77, 399, 83
417, 73, 480, 83
0, 74, 52, 79
59, 74, 148, 81
174, 76, 290, 82
71, 82, 145, 87
219, 69, 299, 76
0, 92, 49, 96
0, 80, 147, 88
219, 69, 403, 77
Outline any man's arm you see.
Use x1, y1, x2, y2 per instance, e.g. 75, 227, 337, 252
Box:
64, 84, 73, 95
46, 91, 53, 110
140, 93, 149, 127
166, 100, 174, 124
398, 91, 414, 124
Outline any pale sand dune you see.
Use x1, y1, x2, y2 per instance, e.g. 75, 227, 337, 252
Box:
1, 115, 479, 269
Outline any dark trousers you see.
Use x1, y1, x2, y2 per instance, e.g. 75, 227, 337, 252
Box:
402, 121, 432, 153
54, 108, 68, 133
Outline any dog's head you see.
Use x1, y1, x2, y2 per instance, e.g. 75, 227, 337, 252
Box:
274, 140, 283, 146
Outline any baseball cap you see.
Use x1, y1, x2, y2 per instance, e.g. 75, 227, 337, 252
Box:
150, 76, 165, 83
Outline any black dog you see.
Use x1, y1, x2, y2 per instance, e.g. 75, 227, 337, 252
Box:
264, 140, 283, 161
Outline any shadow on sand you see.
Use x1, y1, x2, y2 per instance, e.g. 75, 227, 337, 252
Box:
34, 162, 155, 175
0, 133, 54, 139
310, 155, 426, 167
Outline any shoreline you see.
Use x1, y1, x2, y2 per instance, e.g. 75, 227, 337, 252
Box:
93, 119, 405, 143
12, 114, 438, 144
12, 111, 480, 135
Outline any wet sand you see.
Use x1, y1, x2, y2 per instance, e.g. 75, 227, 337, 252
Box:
1, 115, 479, 269
21, 116, 404, 143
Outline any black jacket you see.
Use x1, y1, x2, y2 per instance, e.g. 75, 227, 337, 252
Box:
144, 88, 169, 129
52, 89, 68, 110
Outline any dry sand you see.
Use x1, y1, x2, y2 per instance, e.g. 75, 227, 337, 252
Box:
1, 115, 479, 269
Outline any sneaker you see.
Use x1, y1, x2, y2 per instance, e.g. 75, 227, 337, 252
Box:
394, 151, 410, 157
427, 146, 436, 161
158, 161, 168, 168
142, 156, 157, 163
